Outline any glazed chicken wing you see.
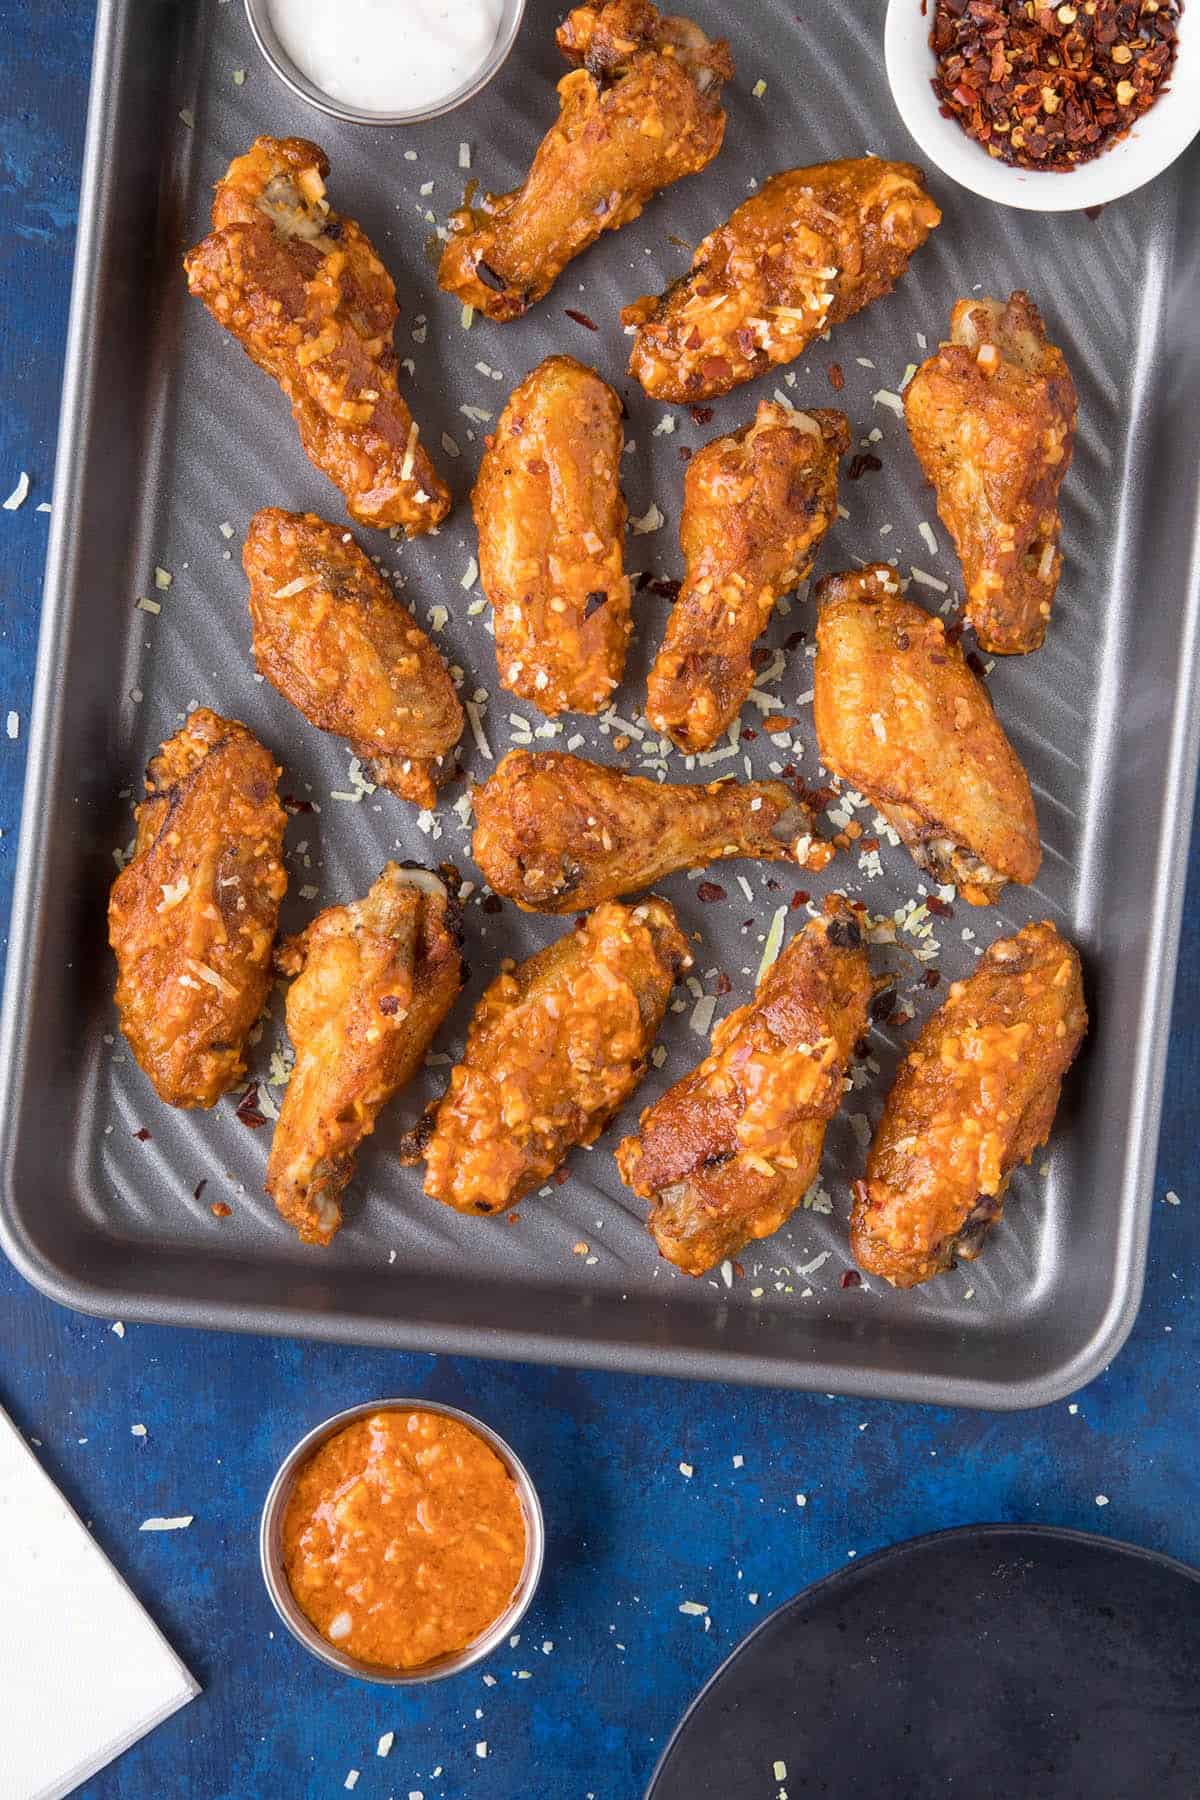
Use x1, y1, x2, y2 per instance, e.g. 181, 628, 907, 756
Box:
473, 355, 631, 715
244, 508, 464, 810
438, 0, 732, 321
904, 291, 1077, 654
617, 898, 870, 1275
108, 709, 288, 1108
405, 898, 691, 1215
185, 136, 450, 536
813, 565, 1041, 905
622, 158, 940, 402
472, 750, 834, 911
267, 864, 463, 1246
646, 402, 847, 751
851, 920, 1086, 1288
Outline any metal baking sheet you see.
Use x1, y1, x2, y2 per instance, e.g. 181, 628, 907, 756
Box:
2, 0, 1198, 1408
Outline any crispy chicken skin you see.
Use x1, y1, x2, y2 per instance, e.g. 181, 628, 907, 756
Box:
108, 709, 288, 1108
617, 898, 870, 1276
646, 402, 848, 751
267, 865, 463, 1247
437, 0, 732, 321
473, 355, 631, 716
407, 899, 691, 1215
622, 158, 940, 402
813, 565, 1041, 906
243, 508, 464, 811
185, 136, 450, 536
472, 750, 834, 911
903, 291, 1077, 655
851, 920, 1086, 1289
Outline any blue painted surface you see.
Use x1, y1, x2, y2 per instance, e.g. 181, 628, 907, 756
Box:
0, 6, 1198, 1797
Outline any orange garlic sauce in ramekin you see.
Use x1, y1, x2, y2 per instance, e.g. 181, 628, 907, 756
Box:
282, 1409, 527, 1671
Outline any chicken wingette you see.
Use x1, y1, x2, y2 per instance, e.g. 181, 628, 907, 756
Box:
472, 750, 834, 911
622, 158, 940, 402
438, 0, 732, 321
267, 865, 463, 1247
903, 291, 1077, 655
851, 920, 1086, 1289
185, 136, 450, 536
646, 401, 847, 751
473, 355, 631, 716
813, 564, 1041, 905
243, 507, 464, 811
108, 709, 288, 1108
617, 898, 871, 1276
403, 898, 691, 1214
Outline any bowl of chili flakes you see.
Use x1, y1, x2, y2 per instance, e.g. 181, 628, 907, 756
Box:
885, 0, 1198, 212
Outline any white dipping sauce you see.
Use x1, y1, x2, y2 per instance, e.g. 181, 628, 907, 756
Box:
268, 0, 507, 116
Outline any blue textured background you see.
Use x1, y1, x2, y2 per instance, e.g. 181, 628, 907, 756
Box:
1, 6, 1198, 1797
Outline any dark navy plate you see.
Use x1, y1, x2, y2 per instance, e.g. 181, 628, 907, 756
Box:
647, 1524, 1200, 1799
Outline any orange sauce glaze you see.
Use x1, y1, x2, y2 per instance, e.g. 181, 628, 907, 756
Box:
282, 1409, 527, 1671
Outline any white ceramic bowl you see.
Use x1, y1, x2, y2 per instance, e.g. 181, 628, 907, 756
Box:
885, 0, 1199, 211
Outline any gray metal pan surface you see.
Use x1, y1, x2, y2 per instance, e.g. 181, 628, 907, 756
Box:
2, 0, 1198, 1407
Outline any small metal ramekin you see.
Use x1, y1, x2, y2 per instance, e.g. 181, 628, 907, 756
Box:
260, 1397, 545, 1684
243, 0, 528, 128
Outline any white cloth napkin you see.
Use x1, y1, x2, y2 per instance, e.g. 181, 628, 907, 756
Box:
0, 1403, 198, 1800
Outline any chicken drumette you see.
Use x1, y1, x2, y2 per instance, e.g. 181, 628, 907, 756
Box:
617, 898, 871, 1276
267, 864, 463, 1247
438, 0, 732, 321
185, 136, 450, 536
108, 709, 288, 1108
813, 565, 1041, 905
473, 356, 631, 716
645, 401, 847, 751
402, 899, 691, 1215
472, 749, 834, 912
622, 158, 940, 402
243, 508, 464, 811
851, 920, 1086, 1289
904, 291, 1077, 655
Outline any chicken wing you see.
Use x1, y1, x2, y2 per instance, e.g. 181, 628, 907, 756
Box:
622, 158, 941, 402
473, 355, 631, 715
813, 564, 1041, 905
472, 749, 834, 911
903, 291, 1077, 655
108, 709, 288, 1108
616, 898, 870, 1276
243, 508, 464, 810
405, 898, 691, 1215
438, 0, 732, 321
267, 864, 463, 1246
646, 402, 847, 751
851, 920, 1086, 1288
184, 136, 450, 536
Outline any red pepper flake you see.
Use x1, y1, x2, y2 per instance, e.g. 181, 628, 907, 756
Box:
565, 307, 598, 331
697, 882, 726, 903
840, 1268, 863, 1290
678, 446, 692, 463
860, 835, 880, 853
648, 576, 682, 601
281, 793, 315, 814
790, 890, 810, 909
133, 1126, 152, 1142
690, 404, 715, 425
211, 1201, 232, 1219
741, 727, 757, 741
481, 893, 503, 914
827, 362, 845, 391
716, 971, 733, 996
750, 646, 775, 672
930, 0, 1181, 173
923, 968, 942, 988
193, 1179, 207, 1202
847, 451, 883, 481
554, 1168, 570, 1186
234, 1084, 268, 1129
927, 895, 954, 919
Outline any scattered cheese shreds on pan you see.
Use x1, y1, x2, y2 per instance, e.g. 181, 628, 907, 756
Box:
872, 389, 903, 415
459, 141, 471, 168
3, 472, 30, 510
139, 1515, 193, 1532
910, 566, 948, 593
110, 1320, 125, 1338
630, 502, 664, 535
465, 700, 493, 760
918, 520, 938, 557
6, 712, 19, 740
154, 566, 173, 589
752, 77, 767, 96
178, 108, 194, 129
232, 68, 245, 86
131, 1423, 147, 1437
460, 304, 475, 330
756, 905, 787, 984
460, 555, 479, 589
344, 1772, 359, 1791
376, 1732, 394, 1758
